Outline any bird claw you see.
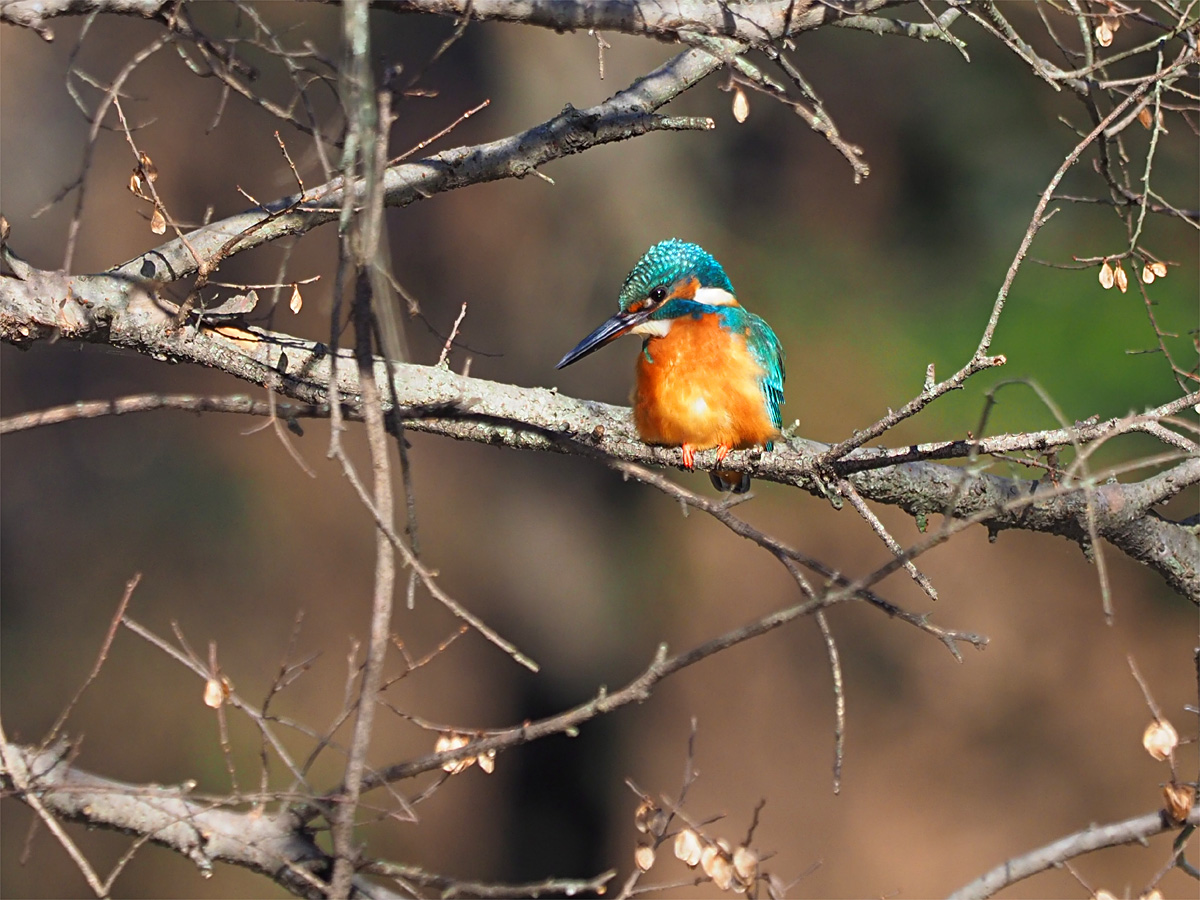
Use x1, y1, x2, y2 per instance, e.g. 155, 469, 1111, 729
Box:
681, 444, 696, 469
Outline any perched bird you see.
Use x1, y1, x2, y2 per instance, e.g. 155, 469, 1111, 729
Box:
557, 239, 785, 493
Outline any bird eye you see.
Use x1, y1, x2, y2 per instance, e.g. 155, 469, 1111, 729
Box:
649, 286, 668, 303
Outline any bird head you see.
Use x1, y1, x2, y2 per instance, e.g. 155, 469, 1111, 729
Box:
556, 239, 736, 369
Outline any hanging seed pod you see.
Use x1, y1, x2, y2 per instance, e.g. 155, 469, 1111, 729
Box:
674, 828, 703, 867
1114, 262, 1128, 293
732, 846, 759, 882
1143, 718, 1178, 761
1163, 781, 1194, 824
435, 733, 475, 774
634, 843, 656, 872
732, 87, 750, 123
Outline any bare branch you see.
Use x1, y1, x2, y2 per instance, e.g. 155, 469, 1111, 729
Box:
0, 739, 400, 899
104, 47, 722, 286
374, 0, 893, 46
948, 805, 1200, 900
330, 7, 399, 891
40, 574, 141, 751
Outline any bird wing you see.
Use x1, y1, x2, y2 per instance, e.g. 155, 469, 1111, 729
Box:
715, 306, 786, 433
745, 312, 786, 431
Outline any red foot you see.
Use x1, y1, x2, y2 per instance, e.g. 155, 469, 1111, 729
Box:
714, 444, 732, 464
681, 444, 696, 469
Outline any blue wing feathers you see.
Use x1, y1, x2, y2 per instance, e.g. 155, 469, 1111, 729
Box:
710, 306, 785, 434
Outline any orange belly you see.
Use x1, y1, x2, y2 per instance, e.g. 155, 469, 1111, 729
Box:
632, 313, 778, 451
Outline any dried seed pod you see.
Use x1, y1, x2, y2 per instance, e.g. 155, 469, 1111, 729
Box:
150, 206, 166, 235
139, 151, 158, 183
732, 846, 759, 882
289, 284, 303, 314
1114, 262, 1128, 293
1138, 107, 1153, 129
203, 677, 228, 708
634, 799, 655, 833
1150, 261, 1168, 278
708, 853, 734, 891
1143, 718, 1178, 761
1141, 264, 1155, 284
674, 828, 703, 867
700, 844, 722, 878
1163, 781, 1194, 825
1095, 20, 1113, 47
435, 733, 474, 774
1099, 261, 1115, 289
634, 843, 656, 872
647, 808, 668, 838
477, 749, 496, 774
732, 88, 750, 123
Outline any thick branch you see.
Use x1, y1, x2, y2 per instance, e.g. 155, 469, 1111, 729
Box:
103, 47, 720, 286
0, 0, 169, 35
0, 740, 399, 899
0, 0, 889, 39
377, 0, 890, 46
2, 264, 1196, 599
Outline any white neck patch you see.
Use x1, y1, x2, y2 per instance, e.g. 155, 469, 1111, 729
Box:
693, 286, 737, 307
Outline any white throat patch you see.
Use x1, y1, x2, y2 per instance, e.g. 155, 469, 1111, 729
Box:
629, 319, 671, 337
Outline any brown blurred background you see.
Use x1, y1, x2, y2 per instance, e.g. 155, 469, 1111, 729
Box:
2, 4, 1197, 898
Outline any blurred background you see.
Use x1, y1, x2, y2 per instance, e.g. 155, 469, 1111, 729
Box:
2, 3, 1197, 897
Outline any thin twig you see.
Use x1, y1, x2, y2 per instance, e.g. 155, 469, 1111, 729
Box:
817, 55, 1190, 467
814, 610, 846, 794
40, 573, 141, 750
436, 302, 468, 367
839, 479, 939, 601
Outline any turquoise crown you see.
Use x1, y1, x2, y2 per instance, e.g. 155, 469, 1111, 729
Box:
617, 239, 735, 311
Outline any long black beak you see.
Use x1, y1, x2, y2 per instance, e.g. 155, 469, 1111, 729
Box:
555, 308, 653, 369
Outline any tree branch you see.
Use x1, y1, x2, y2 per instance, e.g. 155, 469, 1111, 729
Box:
0, 739, 399, 899
0, 0, 170, 37
2, 260, 1196, 598
948, 805, 1200, 900
99, 46, 719, 287
372, 0, 893, 46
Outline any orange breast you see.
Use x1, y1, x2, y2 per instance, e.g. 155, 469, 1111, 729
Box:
632, 313, 778, 450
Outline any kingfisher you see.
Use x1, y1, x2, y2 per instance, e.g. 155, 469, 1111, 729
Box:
557, 239, 785, 493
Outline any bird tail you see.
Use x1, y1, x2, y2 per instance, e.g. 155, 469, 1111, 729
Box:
710, 470, 751, 494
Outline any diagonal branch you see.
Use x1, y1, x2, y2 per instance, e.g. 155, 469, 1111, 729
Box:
103, 47, 720, 287
0, 739, 396, 899
948, 804, 1200, 900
